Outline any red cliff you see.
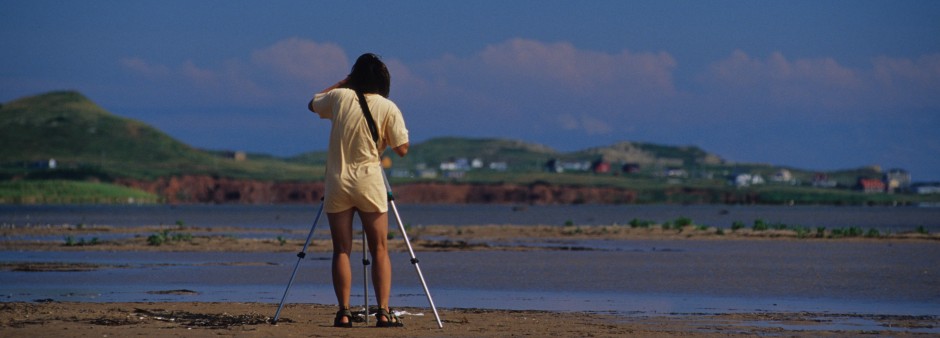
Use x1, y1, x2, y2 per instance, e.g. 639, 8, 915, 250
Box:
117, 176, 640, 205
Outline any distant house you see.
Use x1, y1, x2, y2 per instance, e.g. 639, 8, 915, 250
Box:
733, 173, 765, 187
224, 151, 247, 161
30, 158, 57, 169
915, 184, 940, 194
771, 169, 795, 184
812, 173, 837, 188
390, 169, 411, 178
665, 167, 688, 178
621, 163, 641, 174
417, 169, 439, 179
440, 161, 456, 171
592, 159, 610, 174
488, 161, 508, 171
545, 159, 591, 173
885, 169, 911, 192
858, 178, 885, 193
443, 170, 465, 179
440, 158, 470, 171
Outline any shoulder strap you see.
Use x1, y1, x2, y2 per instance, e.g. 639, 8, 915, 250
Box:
355, 90, 379, 145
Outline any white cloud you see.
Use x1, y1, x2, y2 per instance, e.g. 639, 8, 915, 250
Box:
119, 38, 354, 105
250, 37, 348, 82
477, 39, 677, 99
701, 50, 864, 111
872, 53, 940, 108
400, 39, 680, 136
699, 50, 940, 116
558, 114, 612, 135
119, 57, 170, 78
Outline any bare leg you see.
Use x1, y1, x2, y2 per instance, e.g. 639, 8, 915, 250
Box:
359, 211, 392, 322
328, 208, 355, 323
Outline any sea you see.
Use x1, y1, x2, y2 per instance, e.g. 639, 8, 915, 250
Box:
1, 204, 939, 332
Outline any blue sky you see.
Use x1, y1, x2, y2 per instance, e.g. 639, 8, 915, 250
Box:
2, 1, 939, 180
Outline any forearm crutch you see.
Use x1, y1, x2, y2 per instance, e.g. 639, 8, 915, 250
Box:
383, 171, 444, 328
272, 199, 325, 324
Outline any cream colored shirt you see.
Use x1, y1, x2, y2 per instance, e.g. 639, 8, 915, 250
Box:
312, 88, 409, 213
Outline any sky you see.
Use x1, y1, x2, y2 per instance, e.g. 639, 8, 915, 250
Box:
2, 1, 939, 181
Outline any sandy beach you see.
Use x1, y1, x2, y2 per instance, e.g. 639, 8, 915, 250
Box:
2, 223, 939, 337
3, 301, 938, 337
3, 222, 938, 253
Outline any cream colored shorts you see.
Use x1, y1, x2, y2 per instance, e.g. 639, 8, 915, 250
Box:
324, 164, 388, 213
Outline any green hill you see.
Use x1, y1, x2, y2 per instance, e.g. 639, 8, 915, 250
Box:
0, 91, 320, 180
4, 90, 924, 206
1, 91, 206, 165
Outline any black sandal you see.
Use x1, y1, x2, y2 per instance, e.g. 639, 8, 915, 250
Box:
375, 308, 404, 327
333, 308, 353, 328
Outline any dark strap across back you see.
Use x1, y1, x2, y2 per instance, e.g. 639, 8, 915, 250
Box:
355, 90, 379, 145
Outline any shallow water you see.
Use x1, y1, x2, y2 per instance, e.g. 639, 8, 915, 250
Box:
2, 239, 937, 319
2, 203, 939, 333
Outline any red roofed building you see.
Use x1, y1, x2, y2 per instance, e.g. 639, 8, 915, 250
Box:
858, 178, 885, 193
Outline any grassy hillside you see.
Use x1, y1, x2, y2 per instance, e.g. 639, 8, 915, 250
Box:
0, 91, 321, 181
0, 180, 160, 204
0, 91, 201, 165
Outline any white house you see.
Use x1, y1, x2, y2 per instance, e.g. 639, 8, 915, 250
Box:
734, 173, 765, 187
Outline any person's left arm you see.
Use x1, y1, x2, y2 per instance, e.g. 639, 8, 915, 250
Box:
392, 143, 409, 157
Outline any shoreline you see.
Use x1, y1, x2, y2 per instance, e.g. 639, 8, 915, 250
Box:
2, 301, 938, 337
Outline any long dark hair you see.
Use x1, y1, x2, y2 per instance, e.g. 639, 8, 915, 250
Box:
346, 53, 391, 98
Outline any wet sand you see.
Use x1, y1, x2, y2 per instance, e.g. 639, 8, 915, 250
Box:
2, 223, 939, 336
2, 301, 937, 337
2, 222, 937, 253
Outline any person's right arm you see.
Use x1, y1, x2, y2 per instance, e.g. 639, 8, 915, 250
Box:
308, 77, 349, 113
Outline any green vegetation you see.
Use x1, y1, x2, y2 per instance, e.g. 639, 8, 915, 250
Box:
0, 180, 159, 204
147, 229, 193, 246
629, 218, 655, 228
64, 235, 100, 247
829, 226, 865, 238
674, 216, 693, 227
752, 219, 769, 231
732, 219, 893, 239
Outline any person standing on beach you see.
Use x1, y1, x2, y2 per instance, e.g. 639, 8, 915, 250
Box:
308, 53, 410, 328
